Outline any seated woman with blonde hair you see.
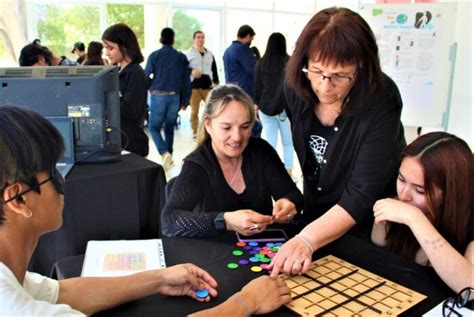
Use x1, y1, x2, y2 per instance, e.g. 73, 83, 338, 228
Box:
161, 84, 303, 238
371, 132, 473, 297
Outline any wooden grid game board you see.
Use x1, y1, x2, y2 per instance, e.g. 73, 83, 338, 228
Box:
282, 255, 426, 316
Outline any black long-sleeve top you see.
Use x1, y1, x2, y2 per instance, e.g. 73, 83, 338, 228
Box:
161, 137, 303, 238
119, 63, 149, 156
285, 74, 406, 232
254, 61, 286, 116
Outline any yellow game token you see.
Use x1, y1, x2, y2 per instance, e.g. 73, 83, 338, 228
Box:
250, 266, 263, 272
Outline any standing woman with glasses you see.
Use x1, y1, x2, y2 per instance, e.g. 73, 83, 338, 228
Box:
254, 33, 295, 177
269, 7, 406, 276
372, 132, 473, 299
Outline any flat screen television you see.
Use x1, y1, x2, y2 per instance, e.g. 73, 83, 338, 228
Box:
0, 66, 121, 163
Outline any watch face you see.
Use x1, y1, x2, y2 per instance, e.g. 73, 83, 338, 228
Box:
214, 213, 225, 231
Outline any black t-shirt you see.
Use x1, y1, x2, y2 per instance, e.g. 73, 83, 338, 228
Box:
304, 116, 335, 186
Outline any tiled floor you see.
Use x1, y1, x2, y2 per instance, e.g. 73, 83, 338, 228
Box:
144, 107, 302, 188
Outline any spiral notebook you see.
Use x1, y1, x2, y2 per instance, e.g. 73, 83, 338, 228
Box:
81, 239, 166, 277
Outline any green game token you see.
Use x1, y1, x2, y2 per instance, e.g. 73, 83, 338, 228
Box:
227, 263, 239, 269
260, 257, 271, 263
232, 250, 244, 256
255, 253, 265, 259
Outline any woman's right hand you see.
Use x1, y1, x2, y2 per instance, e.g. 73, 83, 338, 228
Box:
224, 210, 273, 236
235, 276, 291, 314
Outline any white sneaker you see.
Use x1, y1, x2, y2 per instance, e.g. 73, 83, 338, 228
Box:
162, 153, 174, 171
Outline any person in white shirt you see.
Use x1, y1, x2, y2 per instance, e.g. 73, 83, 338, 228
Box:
0, 106, 290, 316
186, 30, 219, 139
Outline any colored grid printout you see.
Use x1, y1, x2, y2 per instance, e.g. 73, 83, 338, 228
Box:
282, 255, 426, 316
103, 253, 146, 272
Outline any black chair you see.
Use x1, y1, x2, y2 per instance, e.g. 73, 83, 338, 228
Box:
164, 176, 177, 202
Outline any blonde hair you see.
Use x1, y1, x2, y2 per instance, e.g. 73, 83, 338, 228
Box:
196, 85, 256, 147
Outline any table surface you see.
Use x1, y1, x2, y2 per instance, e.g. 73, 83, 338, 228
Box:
29, 153, 166, 275
53, 234, 453, 317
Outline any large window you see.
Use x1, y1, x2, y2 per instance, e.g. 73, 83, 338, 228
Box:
36, 4, 100, 59
107, 4, 145, 48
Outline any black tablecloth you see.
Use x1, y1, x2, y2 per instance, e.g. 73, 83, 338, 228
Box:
52, 234, 453, 317
30, 153, 166, 275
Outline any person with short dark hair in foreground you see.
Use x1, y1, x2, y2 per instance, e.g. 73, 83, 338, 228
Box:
0, 106, 290, 316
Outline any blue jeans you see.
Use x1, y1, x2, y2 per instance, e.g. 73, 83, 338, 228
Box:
259, 111, 294, 170
149, 94, 180, 155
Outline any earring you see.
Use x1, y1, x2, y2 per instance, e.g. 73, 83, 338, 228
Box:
25, 209, 32, 218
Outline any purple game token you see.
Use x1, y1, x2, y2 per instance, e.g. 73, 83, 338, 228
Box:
238, 259, 249, 265
243, 246, 253, 251
248, 250, 258, 255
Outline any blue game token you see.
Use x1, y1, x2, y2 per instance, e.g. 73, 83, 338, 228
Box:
266, 243, 275, 247
195, 289, 209, 298
249, 257, 260, 263
248, 241, 259, 246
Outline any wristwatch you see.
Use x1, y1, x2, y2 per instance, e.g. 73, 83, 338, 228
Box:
213, 212, 226, 231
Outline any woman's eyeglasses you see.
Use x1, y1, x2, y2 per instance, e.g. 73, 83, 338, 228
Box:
2, 167, 65, 203
302, 67, 355, 86
442, 287, 474, 317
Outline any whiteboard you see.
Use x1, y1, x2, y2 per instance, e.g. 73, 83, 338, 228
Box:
360, 3, 457, 128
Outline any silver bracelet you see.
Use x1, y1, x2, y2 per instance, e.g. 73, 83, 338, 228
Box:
296, 234, 314, 254
229, 293, 251, 317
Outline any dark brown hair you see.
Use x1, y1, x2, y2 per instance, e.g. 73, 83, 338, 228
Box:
286, 7, 384, 114
386, 132, 473, 259
102, 23, 144, 64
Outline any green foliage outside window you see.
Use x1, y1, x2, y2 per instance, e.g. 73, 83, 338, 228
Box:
36, 4, 100, 58
0, 40, 4, 56
106, 4, 144, 48
172, 10, 203, 52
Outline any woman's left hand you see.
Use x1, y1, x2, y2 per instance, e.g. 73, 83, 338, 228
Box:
373, 198, 424, 226
272, 198, 297, 223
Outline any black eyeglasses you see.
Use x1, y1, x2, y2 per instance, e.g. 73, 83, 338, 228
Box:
442, 287, 474, 317
2, 168, 65, 203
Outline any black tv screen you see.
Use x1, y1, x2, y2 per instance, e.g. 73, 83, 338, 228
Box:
0, 66, 121, 163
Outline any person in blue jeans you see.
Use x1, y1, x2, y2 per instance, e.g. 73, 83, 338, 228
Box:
145, 27, 191, 171
254, 33, 294, 176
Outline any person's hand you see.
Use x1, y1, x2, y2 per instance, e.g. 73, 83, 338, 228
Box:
224, 210, 273, 236
373, 198, 425, 227
156, 263, 218, 301
268, 234, 313, 277
191, 69, 202, 78
272, 198, 297, 223
234, 276, 291, 315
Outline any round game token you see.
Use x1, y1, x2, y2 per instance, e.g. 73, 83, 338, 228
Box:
259, 249, 269, 254
275, 242, 284, 246
266, 252, 276, 258
227, 262, 239, 269
195, 289, 209, 298
260, 257, 271, 263
262, 246, 271, 250
260, 264, 270, 270
249, 257, 260, 263
236, 241, 247, 247
271, 247, 280, 252
238, 259, 249, 265
251, 266, 263, 272
232, 250, 244, 256
266, 243, 275, 247
252, 247, 262, 251
248, 242, 259, 247
243, 246, 253, 251
255, 253, 265, 259
248, 250, 258, 255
